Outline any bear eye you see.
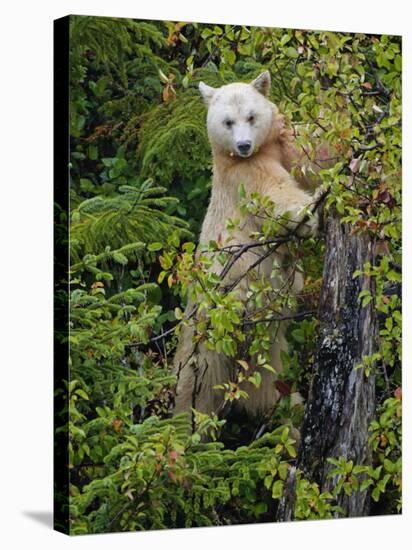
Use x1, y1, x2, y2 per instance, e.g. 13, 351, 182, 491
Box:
224, 119, 234, 128
247, 114, 255, 124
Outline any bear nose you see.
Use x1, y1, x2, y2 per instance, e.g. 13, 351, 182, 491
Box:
237, 140, 252, 155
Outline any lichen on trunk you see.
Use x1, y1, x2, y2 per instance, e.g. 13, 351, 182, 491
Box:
279, 210, 378, 519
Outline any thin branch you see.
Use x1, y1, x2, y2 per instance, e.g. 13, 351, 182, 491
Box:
366, 60, 391, 99
242, 309, 316, 326
218, 235, 293, 281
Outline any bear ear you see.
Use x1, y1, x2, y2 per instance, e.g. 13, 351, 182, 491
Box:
199, 81, 216, 106
251, 71, 271, 97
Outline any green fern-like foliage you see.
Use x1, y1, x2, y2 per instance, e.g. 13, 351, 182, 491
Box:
69, 15, 166, 83
136, 91, 210, 183
70, 179, 191, 262
69, 15, 170, 139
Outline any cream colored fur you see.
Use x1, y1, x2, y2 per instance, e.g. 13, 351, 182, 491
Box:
173, 72, 318, 418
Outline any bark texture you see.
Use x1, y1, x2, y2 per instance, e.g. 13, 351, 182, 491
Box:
278, 211, 378, 520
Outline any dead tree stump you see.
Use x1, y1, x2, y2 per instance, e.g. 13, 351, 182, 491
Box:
278, 211, 378, 520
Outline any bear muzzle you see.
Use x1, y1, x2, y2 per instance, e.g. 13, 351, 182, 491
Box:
236, 140, 252, 157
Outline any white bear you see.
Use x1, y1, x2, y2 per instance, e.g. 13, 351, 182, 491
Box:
173, 71, 319, 418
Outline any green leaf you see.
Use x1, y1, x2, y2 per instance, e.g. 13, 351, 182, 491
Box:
148, 242, 163, 252
157, 271, 167, 284
238, 183, 246, 199
371, 487, 381, 502
360, 479, 373, 491
285, 444, 297, 458
112, 252, 128, 265
286, 47, 299, 58
75, 389, 89, 400
291, 329, 305, 343
264, 475, 273, 490
271, 480, 284, 499
80, 178, 94, 193
362, 295, 373, 307
254, 502, 268, 515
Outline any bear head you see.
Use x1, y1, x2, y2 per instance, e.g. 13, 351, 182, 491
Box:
199, 71, 276, 158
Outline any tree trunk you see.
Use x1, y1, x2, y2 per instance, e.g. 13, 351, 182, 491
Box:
278, 211, 378, 520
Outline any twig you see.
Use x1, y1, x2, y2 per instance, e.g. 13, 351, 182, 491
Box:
242, 309, 316, 326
